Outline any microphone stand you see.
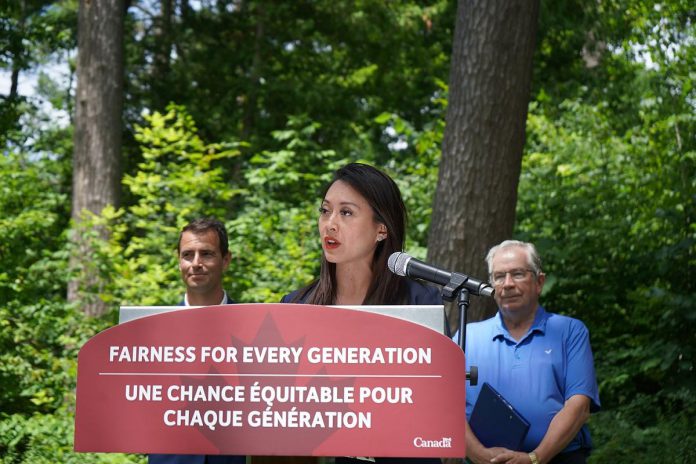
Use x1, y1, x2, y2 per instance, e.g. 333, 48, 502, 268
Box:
442, 272, 478, 386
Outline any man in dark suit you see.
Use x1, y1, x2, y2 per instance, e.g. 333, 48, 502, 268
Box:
176, 217, 234, 307
149, 217, 245, 464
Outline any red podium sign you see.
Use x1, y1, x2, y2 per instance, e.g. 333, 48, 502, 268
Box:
74, 304, 466, 457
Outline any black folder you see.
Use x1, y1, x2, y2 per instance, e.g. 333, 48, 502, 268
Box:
469, 382, 530, 450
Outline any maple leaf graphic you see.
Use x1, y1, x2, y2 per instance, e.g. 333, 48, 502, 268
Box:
179, 310, 355, 455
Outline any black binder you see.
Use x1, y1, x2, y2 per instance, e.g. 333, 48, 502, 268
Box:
469, 382, 530, 450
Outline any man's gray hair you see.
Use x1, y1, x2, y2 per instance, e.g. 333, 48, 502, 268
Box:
485, 240, 543, 276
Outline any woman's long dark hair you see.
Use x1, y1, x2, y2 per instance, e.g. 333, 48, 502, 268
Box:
293, 163, 409, 305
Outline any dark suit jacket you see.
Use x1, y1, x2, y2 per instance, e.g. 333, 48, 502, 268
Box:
148, 456, 245, 464
281, 278, 442, 306
148, 294, 245, 464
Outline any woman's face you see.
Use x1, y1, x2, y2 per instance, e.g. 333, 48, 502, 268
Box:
318, 180, 386, 267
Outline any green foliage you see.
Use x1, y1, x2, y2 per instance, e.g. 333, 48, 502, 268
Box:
123, 0, 454, 159
0, 0, 77, 149
1, 408, 144, 463
0, 150, 124, 461
517, 9, 695, 456
232, 116, 344, 302
373, 78, 447, 255
99, 105, 244, 308
0, 152, 70, 304
590, 396, 696, 462
519, 96, 696, 434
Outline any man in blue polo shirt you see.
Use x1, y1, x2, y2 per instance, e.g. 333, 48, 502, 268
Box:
464, 240, 600, 464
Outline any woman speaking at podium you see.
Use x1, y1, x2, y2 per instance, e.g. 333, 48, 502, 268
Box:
282, 162, 443, 464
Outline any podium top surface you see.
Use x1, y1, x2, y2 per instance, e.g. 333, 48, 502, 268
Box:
118, 304, 446, 334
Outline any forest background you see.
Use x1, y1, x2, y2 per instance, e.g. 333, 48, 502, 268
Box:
0, 0, 694, 462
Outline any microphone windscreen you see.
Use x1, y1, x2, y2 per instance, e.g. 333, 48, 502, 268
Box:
387, 252, 411, 276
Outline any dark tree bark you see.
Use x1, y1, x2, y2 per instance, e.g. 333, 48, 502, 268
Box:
151, 0, 173, 110
242, 7, 264, 143
8, 0, 26, 101
69, 0, 125, 316
427, 0, 540, 325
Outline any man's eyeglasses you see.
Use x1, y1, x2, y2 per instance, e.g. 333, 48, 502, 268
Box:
490, 268, 535, 285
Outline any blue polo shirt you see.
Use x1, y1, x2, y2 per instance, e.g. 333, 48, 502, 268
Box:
463, 307, 600, 453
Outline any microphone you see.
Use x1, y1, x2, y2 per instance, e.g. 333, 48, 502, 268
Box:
388, 252, 494, 298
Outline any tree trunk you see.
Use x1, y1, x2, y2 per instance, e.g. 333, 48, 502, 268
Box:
152, 0, 173, 110
242, 1, 264, 143
8, 0, 26, 101
427, 0, 539, 326
69, 0, 125, 316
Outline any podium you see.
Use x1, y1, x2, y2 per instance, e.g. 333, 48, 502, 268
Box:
74, 304, 466, 458
118, 303, 447, 333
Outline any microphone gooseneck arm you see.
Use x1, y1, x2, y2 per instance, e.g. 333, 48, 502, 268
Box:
388, 251, 487, 386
